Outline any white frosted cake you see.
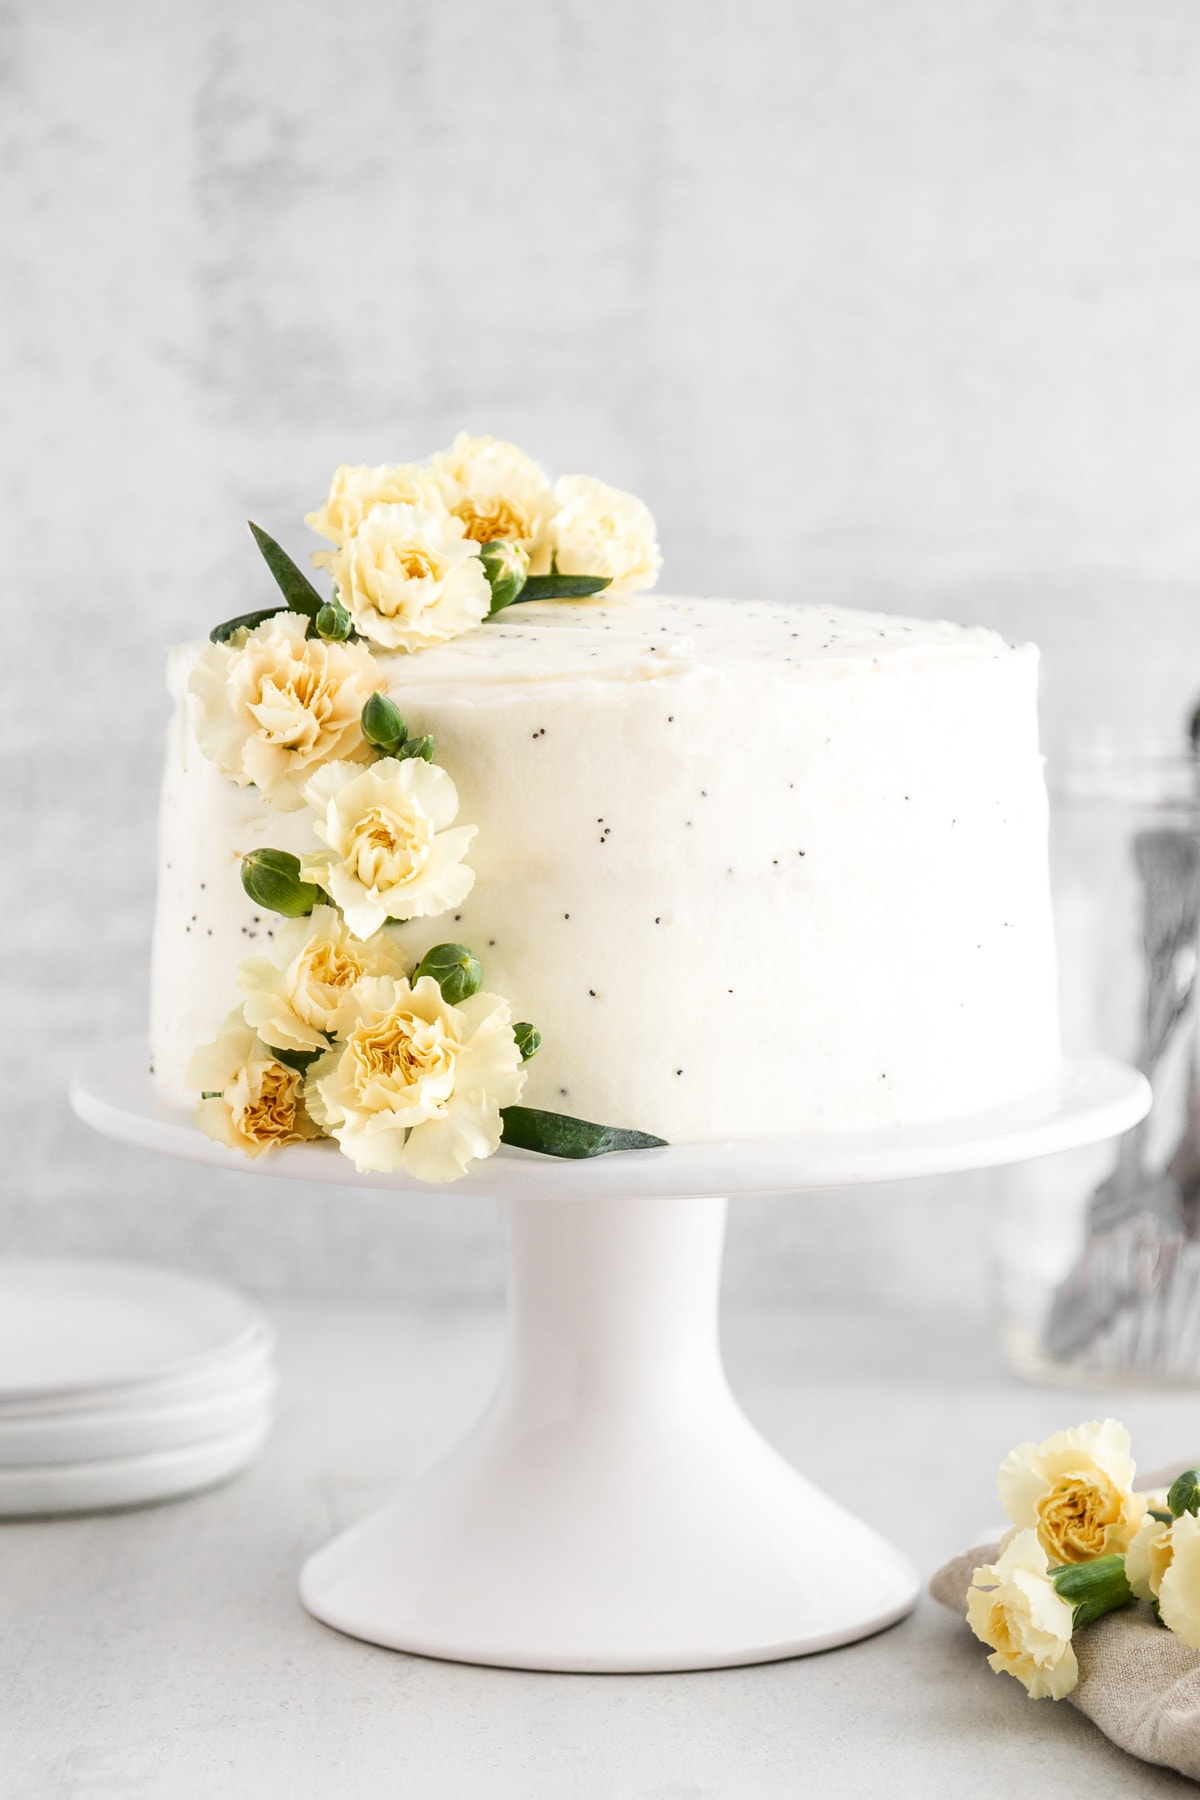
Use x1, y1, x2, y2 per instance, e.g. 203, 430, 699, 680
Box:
152, 592, 1060, 1149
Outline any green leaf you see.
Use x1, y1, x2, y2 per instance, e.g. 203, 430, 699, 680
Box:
502, 573, 612, 604
269, 1044, 327, 1075
499, 1106, 666, 1159
248, 520, 326, 619
512, 1022, 541, 1061
209, 604, 289, 645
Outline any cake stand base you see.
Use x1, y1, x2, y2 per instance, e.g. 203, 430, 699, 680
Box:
299, 1192, 917, 1671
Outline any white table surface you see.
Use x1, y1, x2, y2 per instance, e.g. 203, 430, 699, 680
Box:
3, 1295, 1199, 1800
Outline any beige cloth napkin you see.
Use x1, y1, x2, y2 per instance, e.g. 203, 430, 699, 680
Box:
931, 1466, 1200, 1784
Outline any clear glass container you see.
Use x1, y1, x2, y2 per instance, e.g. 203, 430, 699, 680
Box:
993, 748, 1200, 1385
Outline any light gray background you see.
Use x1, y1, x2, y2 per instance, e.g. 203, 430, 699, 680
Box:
4, 0, 1200, 1303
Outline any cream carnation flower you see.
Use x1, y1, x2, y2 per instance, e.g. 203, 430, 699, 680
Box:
305, 462, 440, 567
1125, 1497, 1173, 1602
187, 1012, 322, 1158
1157, 1511, 1200, 1648
237, 905, 408, 1053
430, 432, 556, 570
301, 757, 476, 940
306, 974, 526, 1181
330, 503, 491, 651
997, 1419, 1145, 1565
188, 611, 383, 811
549, 474, 661, 595
965, 1529, 1079, 1700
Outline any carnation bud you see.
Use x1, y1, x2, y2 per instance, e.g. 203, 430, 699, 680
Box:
314, 601, 353, 641
412, 943, 482, 1005
1169, 1470, 1200, 1519
481, 539, 530, 614
241, 848, 322, 918
1050, 1553, 1133, 1627
398, 733, 435, 763
361, 691, 407, 753
512, 1022, 541, 1061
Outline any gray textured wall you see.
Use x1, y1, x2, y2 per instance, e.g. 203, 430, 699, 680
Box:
4, 0, 1200, 1301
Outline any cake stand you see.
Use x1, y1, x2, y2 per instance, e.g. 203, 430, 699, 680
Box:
71, 1050, 1149, 1673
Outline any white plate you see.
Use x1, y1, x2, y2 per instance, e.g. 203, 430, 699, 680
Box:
0, 1259, 268, 1401
0, 1323, 276, 1421
0, 1370, 277, 1466
0, 1414, 272, 1517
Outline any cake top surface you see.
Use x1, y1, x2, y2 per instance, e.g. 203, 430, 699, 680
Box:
173, 597, 1024, 699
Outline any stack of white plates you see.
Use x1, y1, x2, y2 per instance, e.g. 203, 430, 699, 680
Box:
0, 1259, 275, 1516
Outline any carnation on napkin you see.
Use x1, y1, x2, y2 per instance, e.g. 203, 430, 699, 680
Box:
932, 1459, 1200, 1785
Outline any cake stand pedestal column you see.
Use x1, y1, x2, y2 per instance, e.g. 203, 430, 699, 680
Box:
298, 1190, 917, 1672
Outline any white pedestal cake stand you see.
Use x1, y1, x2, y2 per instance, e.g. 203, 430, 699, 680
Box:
71, 1051, 1149, 1674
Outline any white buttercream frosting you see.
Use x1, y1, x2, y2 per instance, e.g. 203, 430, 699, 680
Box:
151, 596, 1060, 1140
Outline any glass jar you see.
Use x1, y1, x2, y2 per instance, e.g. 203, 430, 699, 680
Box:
993, 748, 1200, 1385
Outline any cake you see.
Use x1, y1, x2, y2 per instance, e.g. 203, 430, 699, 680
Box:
150, 438, 1060, 1180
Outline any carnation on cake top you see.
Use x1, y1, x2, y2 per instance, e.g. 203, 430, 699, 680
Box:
183, 436, 666, 1182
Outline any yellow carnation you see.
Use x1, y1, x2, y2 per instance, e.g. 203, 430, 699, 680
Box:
306, 973, 526, 1181
997, 1418, 1145, 1565
965, 1529, 1079, 1700
1157, 1511, 1200, 1648
330, 502, 492, 652
188, 611, 383, 811
549, 474, 661, 595
186, 1012, 322, 1158
1125, 1499, 1173, 1601
430, 432, 556, 569
237, 905, 408, 1053
304, 462, 439, 567
301, 756, 476, 940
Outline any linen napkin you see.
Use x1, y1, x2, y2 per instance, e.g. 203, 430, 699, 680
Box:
931, 1465, 1200, 1784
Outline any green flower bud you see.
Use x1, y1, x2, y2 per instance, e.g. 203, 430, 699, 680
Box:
241, 848, 323, 918
398, 733, 435, 762
314, 601, 353, 641
481, 539, 530, 614
1050, 1553, 1133, 1628
361, 690, 407, 753
1168, 1469, 1200, 1519
512, 1022, 541, 1061
412, 943, 482, 1005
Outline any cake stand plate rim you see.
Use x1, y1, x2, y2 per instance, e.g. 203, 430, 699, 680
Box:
69, 1047, 1150, 1197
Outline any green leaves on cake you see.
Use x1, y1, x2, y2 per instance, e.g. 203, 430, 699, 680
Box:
479, 540, 611, 614
498, 1107, 666, 1159
209, 524, 350, 646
